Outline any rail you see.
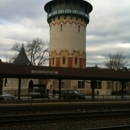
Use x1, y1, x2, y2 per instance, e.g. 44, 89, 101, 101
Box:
82, 125, 130, 130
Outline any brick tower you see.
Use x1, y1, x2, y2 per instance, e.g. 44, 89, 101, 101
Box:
44, 0, 93, 68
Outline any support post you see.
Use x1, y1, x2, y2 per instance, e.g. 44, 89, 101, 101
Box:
91, 80, 96, 100
18, 78, 21, 100
0, 78, 3, 95
58, 79, 62, 99
120, 81, 125, 99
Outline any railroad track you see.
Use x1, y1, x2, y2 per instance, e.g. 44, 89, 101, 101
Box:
1, 103, 130, 130
1, 103, 130, 116
0, 110, 130, 125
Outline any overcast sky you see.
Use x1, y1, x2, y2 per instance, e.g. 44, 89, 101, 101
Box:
0, 0, 130, 68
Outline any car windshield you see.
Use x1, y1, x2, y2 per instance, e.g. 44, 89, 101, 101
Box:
3, 91, 7, 94
74, 91, 80, 94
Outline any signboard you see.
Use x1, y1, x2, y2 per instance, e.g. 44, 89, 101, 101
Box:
31, 70, 58, 74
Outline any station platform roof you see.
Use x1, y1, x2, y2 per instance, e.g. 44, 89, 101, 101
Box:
0, 63, 130, 81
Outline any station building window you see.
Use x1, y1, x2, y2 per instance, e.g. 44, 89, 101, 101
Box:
97, 81, 101, 89
78, 81, 85, 88
61, 82, 65, 88
107, 81, 111, 89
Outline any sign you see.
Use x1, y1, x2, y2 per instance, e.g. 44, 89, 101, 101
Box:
31, 70, 58, 74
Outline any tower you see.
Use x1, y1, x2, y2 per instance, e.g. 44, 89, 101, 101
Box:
44, 0, 93, 68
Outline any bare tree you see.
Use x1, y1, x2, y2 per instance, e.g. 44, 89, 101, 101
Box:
26, 38, 49, 66
104, 52, 128, 69
5, 56, 14, 63
6, 42, 21, 63
11, 38, 49, 66
11, 42, 21, 52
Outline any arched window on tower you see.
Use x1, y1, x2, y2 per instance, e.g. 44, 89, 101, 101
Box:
75, 57, 78, 65
84, 59, 86, 66
78, 25, 80, 32
62, 57, 65, 64
52, 58, 54, 65
61, 24, 63, 32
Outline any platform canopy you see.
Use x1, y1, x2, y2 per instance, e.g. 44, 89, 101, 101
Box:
0, 63, 130, 81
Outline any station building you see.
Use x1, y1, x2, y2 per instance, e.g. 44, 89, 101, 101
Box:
2, 45, 37, 95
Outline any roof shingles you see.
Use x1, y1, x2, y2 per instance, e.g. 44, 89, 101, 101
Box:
12, 45, 31, 65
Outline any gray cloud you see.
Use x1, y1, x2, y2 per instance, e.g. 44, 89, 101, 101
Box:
85, 0, 130, 67
0, 0, 48, 21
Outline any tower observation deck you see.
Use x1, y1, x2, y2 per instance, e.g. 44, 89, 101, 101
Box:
44, 0, 93, 68
44, 0, 93, 24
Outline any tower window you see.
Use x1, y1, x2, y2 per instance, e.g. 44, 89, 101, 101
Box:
52, 58, 54, 65
78, 25, 80, 32
62, 57, 65, 64
75, 57, 78, 65
84, 59, 86, 66
61, 24, 63, 32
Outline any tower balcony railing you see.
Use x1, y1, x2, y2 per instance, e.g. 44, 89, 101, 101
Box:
47, 9, 89, 19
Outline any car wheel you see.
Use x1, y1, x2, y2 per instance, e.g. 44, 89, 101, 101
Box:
0, 98, 4, 101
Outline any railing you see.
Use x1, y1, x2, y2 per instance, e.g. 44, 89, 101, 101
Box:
47, 9, 89, 19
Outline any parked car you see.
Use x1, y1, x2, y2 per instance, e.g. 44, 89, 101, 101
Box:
60, 90, 86, 99
0, 91, 16, 101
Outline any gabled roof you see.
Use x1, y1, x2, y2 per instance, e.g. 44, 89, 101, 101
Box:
12, 44, 31, 65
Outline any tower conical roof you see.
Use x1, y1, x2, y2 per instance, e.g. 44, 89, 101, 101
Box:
13, 44, 31, 65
